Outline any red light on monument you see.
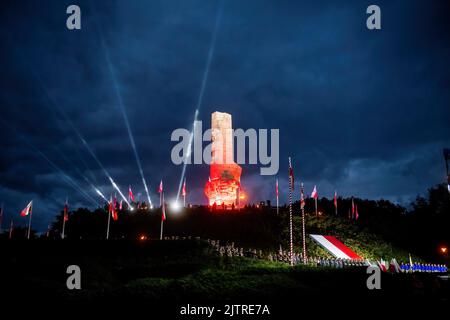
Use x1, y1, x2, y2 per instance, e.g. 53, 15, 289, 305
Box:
204, 112, 242, 208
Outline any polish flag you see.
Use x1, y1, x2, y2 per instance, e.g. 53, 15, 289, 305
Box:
311, 185, 318, 199
63, 199, 69, 222
377, 259, 388, 272
182, 179, 186, 197
300, 183, 305, 209
109, 196, 118, 221
20, 201, 33, 217
275, 179, 279, 197
128, 186, 135, 202
310, 234, 361, 259
351, 198, 355, 219
161, 202, 166, 221
334, 191, 338, 209
158, 180, 163, 193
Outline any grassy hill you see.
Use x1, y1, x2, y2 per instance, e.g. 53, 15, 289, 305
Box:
29, 204, 428, 264
0, 239, 444, 306
299, 214, 418, 262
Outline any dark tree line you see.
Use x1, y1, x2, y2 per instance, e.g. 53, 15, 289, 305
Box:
2, 184, 448, 262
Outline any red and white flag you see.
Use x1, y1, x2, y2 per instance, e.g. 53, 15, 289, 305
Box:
182, 179, 186, 197
128, 186, 135, 202
108, 196, 113, 215
334, 191, 338, 209
20, 201, 33, 217
63, 199, 69, 222
158, 180, 163, 194
275, 179, 279, 197
161, 202, 166, 221
300, 183, 305, 209
351, 198, 355, 219
390, 258, 401, 273
311, 185, 318, 199
355, 204, 359, 220
310, 234, 361, 259
109, 196, 118, 221
119, 200, 123, 210
377, 259, 388, 272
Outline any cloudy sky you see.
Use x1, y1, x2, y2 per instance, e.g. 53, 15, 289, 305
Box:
0, 0, 449, 231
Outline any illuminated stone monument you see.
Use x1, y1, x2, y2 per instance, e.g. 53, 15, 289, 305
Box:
204, 112, 242, 207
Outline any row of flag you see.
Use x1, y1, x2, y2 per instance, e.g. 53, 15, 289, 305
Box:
275, 180, 360, 220
5, 179, 186, 240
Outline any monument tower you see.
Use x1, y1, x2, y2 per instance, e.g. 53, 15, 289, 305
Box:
204, 111, 242, 207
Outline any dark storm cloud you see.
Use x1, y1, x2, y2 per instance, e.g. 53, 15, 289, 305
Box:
0, 0, 449, 231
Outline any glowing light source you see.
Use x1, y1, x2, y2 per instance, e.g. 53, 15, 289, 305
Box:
171, 201, 181, 212
440, 246, 448, 254
139, 235, 147, 241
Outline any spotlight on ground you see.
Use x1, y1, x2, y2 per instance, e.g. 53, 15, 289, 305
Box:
171, 201, 181, 212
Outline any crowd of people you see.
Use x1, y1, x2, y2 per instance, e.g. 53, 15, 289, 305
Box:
205, 239, 369, 269
400, 262, 448, 273
162, 237, 447, 274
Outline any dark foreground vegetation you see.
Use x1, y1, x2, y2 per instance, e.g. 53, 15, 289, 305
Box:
3, 184, 449, 264
1, 184, 448, 313
1, 239, 448, 310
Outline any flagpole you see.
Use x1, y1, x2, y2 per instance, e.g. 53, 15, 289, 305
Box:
9, 219, 13, 239
61, 198, 69, 240
288, 157, 294, 266
302, 203, 306, 261
334, 191, 338, 216
276, 179, 279, 215
276, 194, 279, 216
301, 183, 307, 262
62, 217, 66, 239
315, 197, 318, 217
183, 178, 186, 207
160, 192, 164, 240
27, 210, 32, 240
106, 207, 111, 240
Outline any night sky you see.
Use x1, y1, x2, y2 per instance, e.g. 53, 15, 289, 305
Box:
0, 0, 449, 231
